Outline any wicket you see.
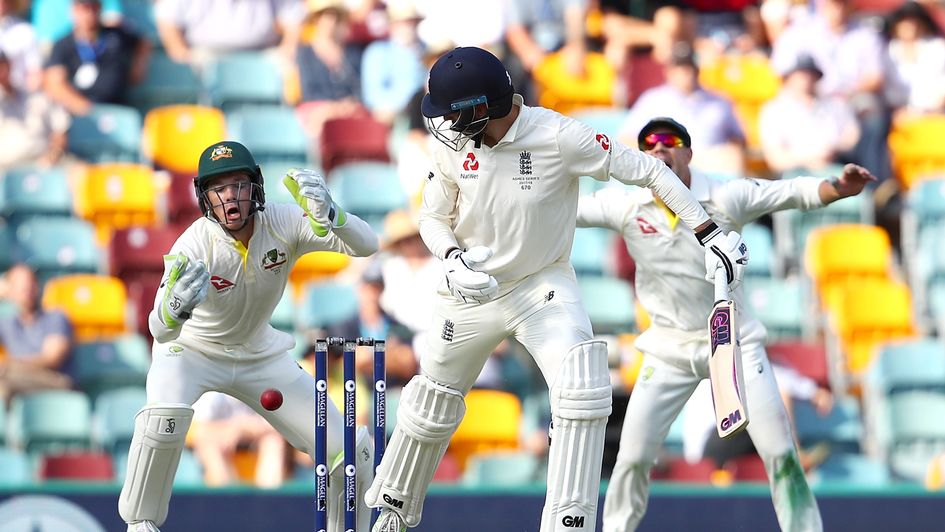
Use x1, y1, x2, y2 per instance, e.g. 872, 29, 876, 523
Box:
314, 337, 387, 532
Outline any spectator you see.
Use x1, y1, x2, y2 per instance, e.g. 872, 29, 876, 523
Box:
618, 44, 746, 176
154, 0, 305, 67
597, 0, 692, 67
189, 392, 290, 488
0, 0, 42, 92
883, 1, 945, 119
43, 0, 151, 116
295, 0, 366, 152
360, 0, 425, 124
324, 257, 418, 388
0, 264, 74, 403
759, 54, 860, 174
504, 0, 588, 104
771, 0, 891, 180
0, 51, 71, 170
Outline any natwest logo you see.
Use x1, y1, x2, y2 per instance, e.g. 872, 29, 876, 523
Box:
210, 276, 235, 292
462, 152, 479, 171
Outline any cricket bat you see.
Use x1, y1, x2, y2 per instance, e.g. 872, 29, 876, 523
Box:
708, 269, 749, 438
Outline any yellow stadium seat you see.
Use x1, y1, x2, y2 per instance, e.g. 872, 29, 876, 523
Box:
828, 279, 916, 379
288, 251, 351, 298
450, 389, 522, 469
533, 51, 616, 115
73, 163, 160, 243
699, 54, 780, 150
888, 115, 945, 190
804, 224, 893, 306
42, 274, 128, 341
141, 105, 227, 175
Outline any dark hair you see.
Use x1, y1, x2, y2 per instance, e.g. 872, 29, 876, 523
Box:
884, 1, 943, 40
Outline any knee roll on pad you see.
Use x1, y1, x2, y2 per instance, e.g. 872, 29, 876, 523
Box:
543, 340, 612, 532
118, 404, 193, 527
365, 375, 465, 527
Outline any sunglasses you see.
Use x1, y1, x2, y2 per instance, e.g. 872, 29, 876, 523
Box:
640, 132, 686, 151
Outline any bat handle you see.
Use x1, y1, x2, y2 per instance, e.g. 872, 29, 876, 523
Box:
714, 266, 729, 303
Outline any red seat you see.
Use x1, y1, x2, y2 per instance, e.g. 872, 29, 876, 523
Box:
41, 452, 115, 481
723, 453, 768, 482
767, 341, 830, 389
320, 117, 390, 174
109, 225, 184, 280
650, 457, 717, 483
168, 173, 203, 225
126, 273, 162, 342
623, 49, 666, 108
432, 451, 462, 483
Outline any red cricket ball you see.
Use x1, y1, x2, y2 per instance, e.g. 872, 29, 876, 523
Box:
260, 388, 283, 411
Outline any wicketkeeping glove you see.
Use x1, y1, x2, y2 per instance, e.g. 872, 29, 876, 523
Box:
158, 254, 210, 328
283, 168, 346, 237
701, 230, 749, 289
444, 246, 499, 304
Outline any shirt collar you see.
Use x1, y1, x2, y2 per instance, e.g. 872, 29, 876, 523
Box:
492, 93, 525, 147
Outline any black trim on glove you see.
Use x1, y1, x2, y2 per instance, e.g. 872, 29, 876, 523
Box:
695, 221, 722, 246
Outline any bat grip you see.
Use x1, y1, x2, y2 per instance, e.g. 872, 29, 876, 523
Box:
714, 266, 729, 303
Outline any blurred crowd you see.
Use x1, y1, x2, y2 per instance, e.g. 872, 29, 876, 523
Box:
2, 0, 945, 492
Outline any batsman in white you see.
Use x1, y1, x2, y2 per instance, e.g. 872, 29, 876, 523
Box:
117, 141, 379, 532
365, 47, 748, 532
577, 117, 876, 532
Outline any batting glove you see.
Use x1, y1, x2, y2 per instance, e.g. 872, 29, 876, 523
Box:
283, 169, 346, 237
158, 254, 210, 328
443, 246, 499, 304
701, 229, 749, 289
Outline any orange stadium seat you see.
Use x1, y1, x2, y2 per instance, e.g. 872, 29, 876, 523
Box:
699, 54, 780, 150
533, 51, 616, 114
141, 105, 227, 175
888, 115, 945, 190
804, 224, 893, 308
73, 163, 160, 243
289, 252, 352, 296
449, 389, 522, 469
42, 274, 128, 341
828, 278, 916, 381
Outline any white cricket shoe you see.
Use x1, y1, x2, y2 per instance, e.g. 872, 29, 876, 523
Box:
127, 521, 160, 532
371, 509, 406, 532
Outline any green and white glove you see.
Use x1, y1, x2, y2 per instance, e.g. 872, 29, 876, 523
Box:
158, 254, 210, 328
283, 168, 346, 237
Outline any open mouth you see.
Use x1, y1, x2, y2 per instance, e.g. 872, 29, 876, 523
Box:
224, 205, 242, 222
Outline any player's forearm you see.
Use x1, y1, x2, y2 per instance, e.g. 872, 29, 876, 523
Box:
418, 214, 460, 260
148, 308, 182, 343
647, 166, 711, 230
329, 214, 379, 257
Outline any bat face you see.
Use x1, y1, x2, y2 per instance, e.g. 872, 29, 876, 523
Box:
709, 298, 749, 438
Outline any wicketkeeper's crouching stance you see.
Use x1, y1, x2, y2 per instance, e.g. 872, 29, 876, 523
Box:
117, 141, 379, 532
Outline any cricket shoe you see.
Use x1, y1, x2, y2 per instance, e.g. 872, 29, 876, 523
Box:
372, 509, 407, 532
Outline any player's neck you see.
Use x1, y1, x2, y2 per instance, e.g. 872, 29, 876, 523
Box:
481, 105, 520, 148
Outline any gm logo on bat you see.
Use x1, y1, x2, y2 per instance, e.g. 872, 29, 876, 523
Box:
720, 409, 743, 432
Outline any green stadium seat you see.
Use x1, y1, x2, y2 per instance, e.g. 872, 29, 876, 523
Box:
794, 396, 863, 453
13, 217, 101, 279
174, 448, 205, 486
262, 161, 313, 206
73, 334, 151, 399
270, 290, 296, 333
888, 391, 945, 443
578, 276, 636, 334
744, 277, 805, 340
570, 108, 629, 139
571, 227, 611, 277
329, 162, 408, 231
741, 223, 774, 279
10, 390, 93, 454
205, 53, 284, 111
297, 280, 359, 331
226, 106, 308, 165
1, 165, 73, 222
68, 104, 142, 162
0, 225, 14, 271
31, 0, 124, 44
812, 453, 890, 486
0, 447, 34, 485
121, 0, 159, 43
127, 51, 202, 113
93, 386, 146, 454
461, 451, 539, 486
866, 340, 945, 396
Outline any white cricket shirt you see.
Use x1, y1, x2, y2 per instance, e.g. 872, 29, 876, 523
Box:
419, 94, 712, 290
150, 203, 378, 359
578, 172, 824, 332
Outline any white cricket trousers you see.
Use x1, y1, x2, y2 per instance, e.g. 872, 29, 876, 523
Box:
146, 344, 344, 460
602, 334, 823, 532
